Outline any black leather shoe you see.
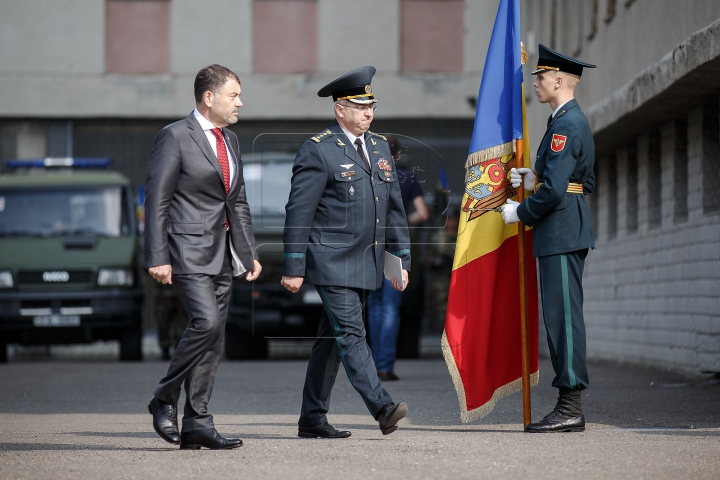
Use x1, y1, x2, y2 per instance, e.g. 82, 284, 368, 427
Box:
525, 388, 585, 433
180, 428, 243, 450
377, 371, 400, 381
525, 411, 585, 432
377, 402, 408, 435
298, 422, 351, 438
148, 396, 180, 445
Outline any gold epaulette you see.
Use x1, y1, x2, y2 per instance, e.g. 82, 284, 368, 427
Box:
534, 182, 584, 194
310, 129, 333, 143
367, 130, 387, 142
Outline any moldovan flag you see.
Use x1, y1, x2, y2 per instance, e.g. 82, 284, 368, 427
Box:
442, 0, 539, 423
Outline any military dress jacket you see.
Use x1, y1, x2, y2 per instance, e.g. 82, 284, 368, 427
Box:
283, 121, 411, 290
516, 99, 596, 258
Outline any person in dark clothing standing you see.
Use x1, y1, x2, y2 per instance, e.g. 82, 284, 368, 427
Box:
502, 44, 596, 433
367, 135, 428, 381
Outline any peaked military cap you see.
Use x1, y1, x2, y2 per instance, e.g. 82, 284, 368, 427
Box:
317, 66, 377, 104
532, 44, 596, 77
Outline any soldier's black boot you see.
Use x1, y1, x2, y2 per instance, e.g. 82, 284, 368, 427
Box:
525, 388, 585, 433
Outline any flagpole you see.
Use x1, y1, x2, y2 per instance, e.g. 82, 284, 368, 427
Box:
516, 154, 532, 428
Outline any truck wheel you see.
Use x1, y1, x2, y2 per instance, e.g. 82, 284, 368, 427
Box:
120, 324, 143, 361
225, 326, 268, 360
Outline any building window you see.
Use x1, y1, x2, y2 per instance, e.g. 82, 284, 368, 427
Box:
673, 120, 689, 223
106, 0, 170, 74
401, 0, 464, 72
702, 104, 720, 215
648, 131, 662, 228
604, 0, 616, 23
607, 154, 617, 238
626, 142, 638, 233
253, 0, 318, 74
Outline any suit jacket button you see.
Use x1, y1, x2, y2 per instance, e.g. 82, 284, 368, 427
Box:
376, 219, 379, 223
375, 197, 378, 201
375, 241, 378, 245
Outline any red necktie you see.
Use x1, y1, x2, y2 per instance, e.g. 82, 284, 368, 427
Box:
210, 128, 230, 194
210, 128, 230, 230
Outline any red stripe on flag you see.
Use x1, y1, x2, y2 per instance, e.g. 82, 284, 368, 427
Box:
445, 231, 539, 412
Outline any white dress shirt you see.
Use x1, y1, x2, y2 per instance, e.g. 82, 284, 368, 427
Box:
340, 125, 371, 168
193, 109, 236, 186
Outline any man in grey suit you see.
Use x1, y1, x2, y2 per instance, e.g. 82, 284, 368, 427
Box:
281, 66, 411, 438
145, 64, 261, 450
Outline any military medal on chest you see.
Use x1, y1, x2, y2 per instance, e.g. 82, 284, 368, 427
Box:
377, 158, 393, 178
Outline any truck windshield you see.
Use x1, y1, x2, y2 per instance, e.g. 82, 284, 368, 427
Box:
243, 162, 294, 217
0, 186, 128, 237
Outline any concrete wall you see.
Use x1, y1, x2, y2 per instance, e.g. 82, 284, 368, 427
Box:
0, 0, 488, 120
521, 1, 720, 374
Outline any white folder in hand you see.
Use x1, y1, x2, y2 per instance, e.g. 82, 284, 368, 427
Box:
384, 251, 404, 289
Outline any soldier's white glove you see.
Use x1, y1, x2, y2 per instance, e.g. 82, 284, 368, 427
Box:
510, 167, 535, 191
501, 199, 520, 224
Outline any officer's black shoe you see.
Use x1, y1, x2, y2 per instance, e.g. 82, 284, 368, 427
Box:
377, 401, 408, 435
377, 370, 400, 381
525, 388, 585, 433
180, 428, 243, 450
298, 422, 352, 439
148, 396, 180, 444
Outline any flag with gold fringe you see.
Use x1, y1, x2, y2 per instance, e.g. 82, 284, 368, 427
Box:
442, 0, 539, 423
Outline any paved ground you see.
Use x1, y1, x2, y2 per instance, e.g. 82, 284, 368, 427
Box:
0, 350, 718, 479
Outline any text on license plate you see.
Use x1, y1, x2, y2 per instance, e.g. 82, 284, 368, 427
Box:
33, 314, 81, 327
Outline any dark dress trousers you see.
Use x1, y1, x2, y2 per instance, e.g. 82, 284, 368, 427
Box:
144, 112, 258, 431
516, 99, 595, 390
283, 121, 411, 426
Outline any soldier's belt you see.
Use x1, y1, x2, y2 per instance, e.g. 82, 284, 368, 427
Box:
534, 182, 584, 194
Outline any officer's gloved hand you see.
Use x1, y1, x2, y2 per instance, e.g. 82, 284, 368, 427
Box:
510, 168, 535, 191
501, 199, 520, 224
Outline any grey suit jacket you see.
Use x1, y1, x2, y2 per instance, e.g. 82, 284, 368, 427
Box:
144, 112, 258, 276
283, 121, 411, 290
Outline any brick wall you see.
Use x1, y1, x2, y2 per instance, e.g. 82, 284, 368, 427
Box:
583, 100, 720, 374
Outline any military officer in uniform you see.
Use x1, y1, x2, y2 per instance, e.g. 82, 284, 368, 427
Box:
281, 66, 411, 439
502, 44, 596, 433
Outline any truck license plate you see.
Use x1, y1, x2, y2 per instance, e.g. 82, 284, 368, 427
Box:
33, 314, 81, 327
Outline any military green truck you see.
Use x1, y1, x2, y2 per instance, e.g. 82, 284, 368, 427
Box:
0, 158, 143, 362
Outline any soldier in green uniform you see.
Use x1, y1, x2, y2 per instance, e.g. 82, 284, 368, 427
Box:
502, 44, 596, 433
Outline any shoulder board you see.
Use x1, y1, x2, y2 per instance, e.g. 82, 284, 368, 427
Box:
367, 130, 387, 142
310, 129, 334, 143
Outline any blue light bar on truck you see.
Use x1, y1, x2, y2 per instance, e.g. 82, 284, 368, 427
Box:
6, 158, 112, 169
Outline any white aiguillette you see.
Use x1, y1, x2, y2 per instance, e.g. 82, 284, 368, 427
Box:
383, 251, 404, 289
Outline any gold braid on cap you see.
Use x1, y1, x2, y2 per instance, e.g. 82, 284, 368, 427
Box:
535, 65, 560, 71
337, 93, 374, 101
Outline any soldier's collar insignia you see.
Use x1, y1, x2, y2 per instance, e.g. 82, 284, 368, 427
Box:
336, 138, 346, 147
341, 164, 354, 169
370, 138, 377, 146
551, 134, 567, 152
377, 158, 392, 171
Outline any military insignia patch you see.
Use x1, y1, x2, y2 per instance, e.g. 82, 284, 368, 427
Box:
551, 134, 567, 152
377, 158, 392, 171
336, 138, 346, 147
349, 186, 355, 195
340, 164, 354, 169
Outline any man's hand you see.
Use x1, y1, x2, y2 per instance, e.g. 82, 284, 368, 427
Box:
149, 264, 172, 284
245, 260, 262, 281
510, 167, 536, 191
501, 199, 520, 224
390, 269, 409, 292
281, 275, 304, 293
